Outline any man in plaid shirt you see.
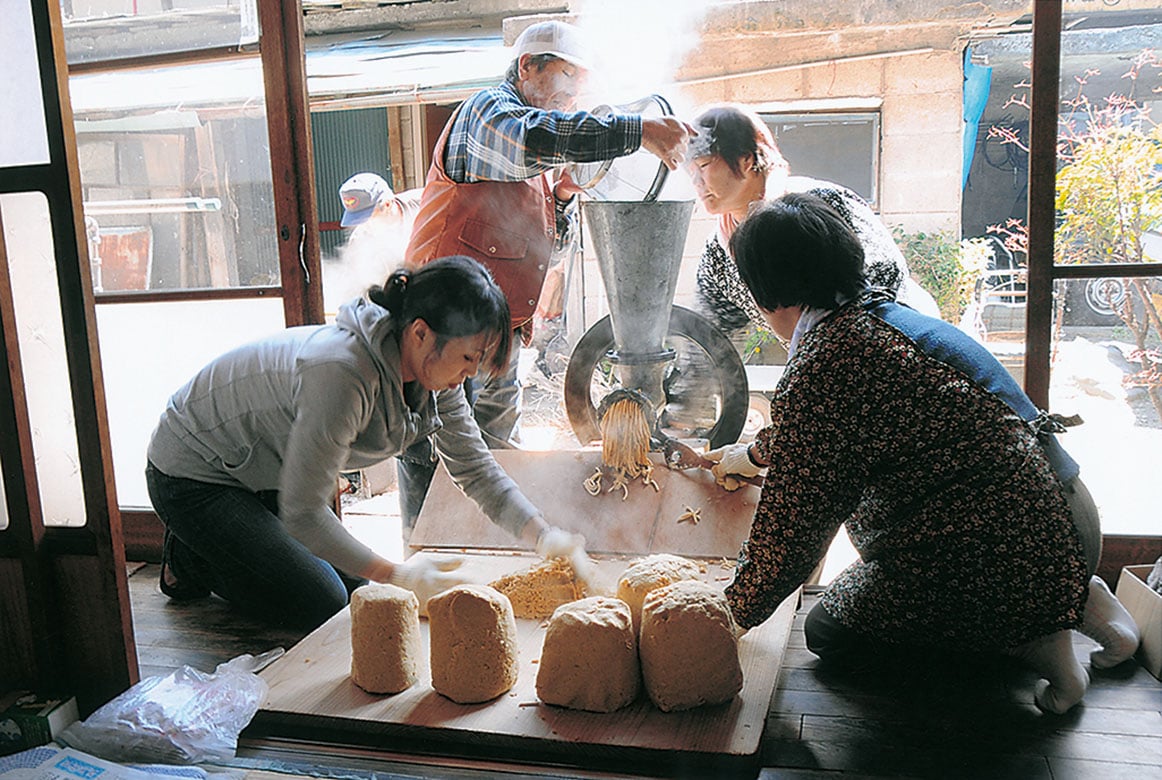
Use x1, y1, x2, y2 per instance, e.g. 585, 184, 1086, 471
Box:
399, 20, 694, 537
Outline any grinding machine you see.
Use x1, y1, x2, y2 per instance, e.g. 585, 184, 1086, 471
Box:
550, 94, 752, 454
562, 195, 750, 453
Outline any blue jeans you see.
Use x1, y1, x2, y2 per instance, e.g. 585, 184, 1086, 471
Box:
146, 461, 364, 630
397, 339, 522, 537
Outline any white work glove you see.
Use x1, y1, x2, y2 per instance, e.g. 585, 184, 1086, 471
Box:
390, 555, 467, 612
536, 526, 586, 560
704, 443, 764, 490
536, 525, 594, 585
727, 605, 748, 640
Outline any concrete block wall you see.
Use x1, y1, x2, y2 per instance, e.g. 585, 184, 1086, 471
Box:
879, 49, 964, 234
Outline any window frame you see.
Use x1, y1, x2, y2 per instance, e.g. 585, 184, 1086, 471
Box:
63, 0, 322, 326
758, 108, 882, 210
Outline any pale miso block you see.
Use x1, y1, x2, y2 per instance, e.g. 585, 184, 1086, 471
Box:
536, 597, 640, 713
616, 553, 704, 630
639, 580, 743, 712
349, 583, 421, 694
427, 584, 519, 704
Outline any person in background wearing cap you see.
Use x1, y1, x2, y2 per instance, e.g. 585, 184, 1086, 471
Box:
399, 19, 696, 540
323, 173, 425, 316
339, 172, 423, 233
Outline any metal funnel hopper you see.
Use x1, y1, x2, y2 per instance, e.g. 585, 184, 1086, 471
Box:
583, 199, 694, 360
582, 199, 695, 418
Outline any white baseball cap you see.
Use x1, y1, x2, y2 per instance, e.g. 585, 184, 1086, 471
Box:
339, 173, 392, 227
513, 20, 593, 72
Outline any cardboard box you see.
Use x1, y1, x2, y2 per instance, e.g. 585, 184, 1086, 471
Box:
1115, 565, 1162, 680
0, 693, 79, 757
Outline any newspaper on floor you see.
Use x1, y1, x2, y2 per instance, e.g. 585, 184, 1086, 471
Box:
0, 745, 243, 780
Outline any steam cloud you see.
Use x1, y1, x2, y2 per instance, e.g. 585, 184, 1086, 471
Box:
321, 217, 412, 315
573, 0, 709, 202
573, 0, 706, 105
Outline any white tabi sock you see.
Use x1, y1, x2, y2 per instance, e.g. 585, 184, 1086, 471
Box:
1080, 575, 1141, 669
1008, 629, 1089, 715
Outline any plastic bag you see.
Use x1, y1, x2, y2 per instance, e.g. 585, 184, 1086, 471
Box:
59, 649, 284, 765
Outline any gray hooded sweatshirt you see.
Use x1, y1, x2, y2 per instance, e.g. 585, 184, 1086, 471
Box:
147, 297, 539, 579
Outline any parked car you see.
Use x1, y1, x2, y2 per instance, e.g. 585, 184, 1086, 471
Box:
979, 233, 1161, 328
1061, 277, 1129, 326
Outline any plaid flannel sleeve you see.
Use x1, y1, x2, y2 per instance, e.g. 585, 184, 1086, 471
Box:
445, 84, 643, 183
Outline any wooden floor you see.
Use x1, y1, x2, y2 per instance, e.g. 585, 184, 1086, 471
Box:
127, 564, 1162, 779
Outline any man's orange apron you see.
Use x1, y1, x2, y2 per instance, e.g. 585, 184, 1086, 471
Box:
404, 105, 556, 329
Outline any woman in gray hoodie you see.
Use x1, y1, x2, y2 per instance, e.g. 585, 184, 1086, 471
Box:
146, 255, 582, 629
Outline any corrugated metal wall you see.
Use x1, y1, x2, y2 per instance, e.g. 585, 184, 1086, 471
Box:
310, 108, 393, 257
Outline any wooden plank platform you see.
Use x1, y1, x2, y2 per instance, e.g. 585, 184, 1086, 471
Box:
410, 450, 761, 559
127, 564, 1162, 779
250, 552, 798, 777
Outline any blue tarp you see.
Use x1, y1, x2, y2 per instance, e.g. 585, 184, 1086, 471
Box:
962, 44, 993, 190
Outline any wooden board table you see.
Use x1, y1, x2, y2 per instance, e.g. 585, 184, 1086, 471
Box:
250, 553, 798, 777
249, 448, 796, 776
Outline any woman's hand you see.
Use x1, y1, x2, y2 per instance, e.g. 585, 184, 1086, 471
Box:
536, 526, 587, 561
535, 524, 595, 587
704, 443, 765, 490
389, 555, 468, 611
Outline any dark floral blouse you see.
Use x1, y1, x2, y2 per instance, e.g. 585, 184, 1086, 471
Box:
724, 302, 1088, 650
